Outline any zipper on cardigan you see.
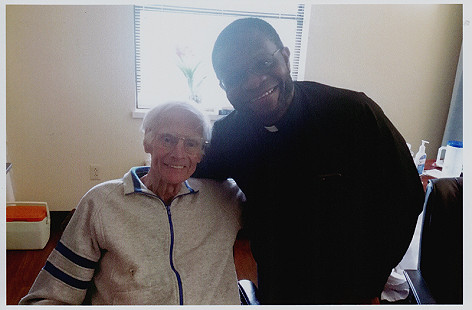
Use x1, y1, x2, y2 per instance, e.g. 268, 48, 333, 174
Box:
166, 204, 184, 305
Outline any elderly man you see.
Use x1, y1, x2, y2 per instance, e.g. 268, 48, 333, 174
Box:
20, 102, 244, 305
194, 18, 424, 304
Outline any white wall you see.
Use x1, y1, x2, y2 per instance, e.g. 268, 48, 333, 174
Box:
6, 4, 463, 211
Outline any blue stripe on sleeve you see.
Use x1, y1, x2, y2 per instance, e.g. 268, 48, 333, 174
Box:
55, 241, 97, 269
43, 261, 91, 290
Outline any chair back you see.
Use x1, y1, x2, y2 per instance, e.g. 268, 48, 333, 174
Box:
419, 177, 462, 304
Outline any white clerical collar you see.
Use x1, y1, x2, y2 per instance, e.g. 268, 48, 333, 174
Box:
264, 125, 279, 132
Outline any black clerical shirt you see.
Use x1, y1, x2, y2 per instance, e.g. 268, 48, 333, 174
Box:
194, 81, 424, 304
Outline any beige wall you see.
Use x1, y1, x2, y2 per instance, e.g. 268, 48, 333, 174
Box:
304, 4, 462, 152
6, 4, 463, 211
6, 6, 144, 210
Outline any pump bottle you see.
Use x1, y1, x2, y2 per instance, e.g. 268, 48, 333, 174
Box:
414, 140, 429, 174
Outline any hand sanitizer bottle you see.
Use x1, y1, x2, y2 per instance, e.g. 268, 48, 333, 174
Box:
414, 140, 429, 174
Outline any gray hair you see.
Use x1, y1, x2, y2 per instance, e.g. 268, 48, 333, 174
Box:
141, 101, 211, 151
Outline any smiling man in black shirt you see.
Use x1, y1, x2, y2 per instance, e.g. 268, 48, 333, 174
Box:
194, 18, 424, 304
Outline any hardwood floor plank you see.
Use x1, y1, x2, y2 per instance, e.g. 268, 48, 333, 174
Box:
6, 231, 62, 305
234, 238, 258, 286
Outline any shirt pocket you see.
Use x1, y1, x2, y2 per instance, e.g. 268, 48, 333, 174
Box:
314, 172, 355, 227
316, 172, 347, 204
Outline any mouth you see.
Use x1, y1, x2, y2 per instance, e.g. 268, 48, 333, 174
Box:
166, 164, 185, 169
249, 86, 277, 103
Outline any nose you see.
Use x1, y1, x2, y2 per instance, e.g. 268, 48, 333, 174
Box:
241, 71, 267, 90
170, 139, 186, 158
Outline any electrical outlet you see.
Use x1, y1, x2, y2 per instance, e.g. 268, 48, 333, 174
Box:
90, 165, 101, 180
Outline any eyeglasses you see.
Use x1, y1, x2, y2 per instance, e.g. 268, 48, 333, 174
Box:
219, 48, 282, 91
157, 133, 208, 155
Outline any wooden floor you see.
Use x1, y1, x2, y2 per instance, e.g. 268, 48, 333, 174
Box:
6, 227, 257, 305
6, 229, 63, 305
233, 237, 258, 286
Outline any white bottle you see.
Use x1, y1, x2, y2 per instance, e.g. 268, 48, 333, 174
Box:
414, 140, 429, 174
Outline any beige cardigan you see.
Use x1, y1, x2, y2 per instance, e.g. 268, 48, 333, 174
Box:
19, 167, 243, 305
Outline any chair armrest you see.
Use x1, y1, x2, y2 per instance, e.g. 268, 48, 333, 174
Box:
403, 270, 436, 304
238, 279, 260, 305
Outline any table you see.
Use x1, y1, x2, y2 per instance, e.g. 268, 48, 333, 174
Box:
420, 159, 441, 191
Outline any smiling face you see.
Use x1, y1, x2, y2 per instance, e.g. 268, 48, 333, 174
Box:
214, 32, 294, 125
146, 109, 204, 186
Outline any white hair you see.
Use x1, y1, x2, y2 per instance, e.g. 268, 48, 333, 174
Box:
141, 101, 211, 152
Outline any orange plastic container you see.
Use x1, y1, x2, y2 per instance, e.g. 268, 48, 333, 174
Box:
7, 204, 48, 222
6, 202, 50, 250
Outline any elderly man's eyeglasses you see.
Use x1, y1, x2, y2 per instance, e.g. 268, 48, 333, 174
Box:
157, 133, 208, 155
219, 48, 282, 91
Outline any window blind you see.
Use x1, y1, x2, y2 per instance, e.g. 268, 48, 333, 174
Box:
134, 3, 306, 111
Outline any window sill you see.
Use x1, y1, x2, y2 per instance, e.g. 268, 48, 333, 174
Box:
132, 110, 227, 122
132, 110, 147, 119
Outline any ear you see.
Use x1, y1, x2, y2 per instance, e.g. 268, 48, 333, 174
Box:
196, 152, 204, 164
281, 46, 291, 71
143, 140, 152, 154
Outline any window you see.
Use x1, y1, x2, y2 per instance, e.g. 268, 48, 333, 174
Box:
134, 3, 307, 117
